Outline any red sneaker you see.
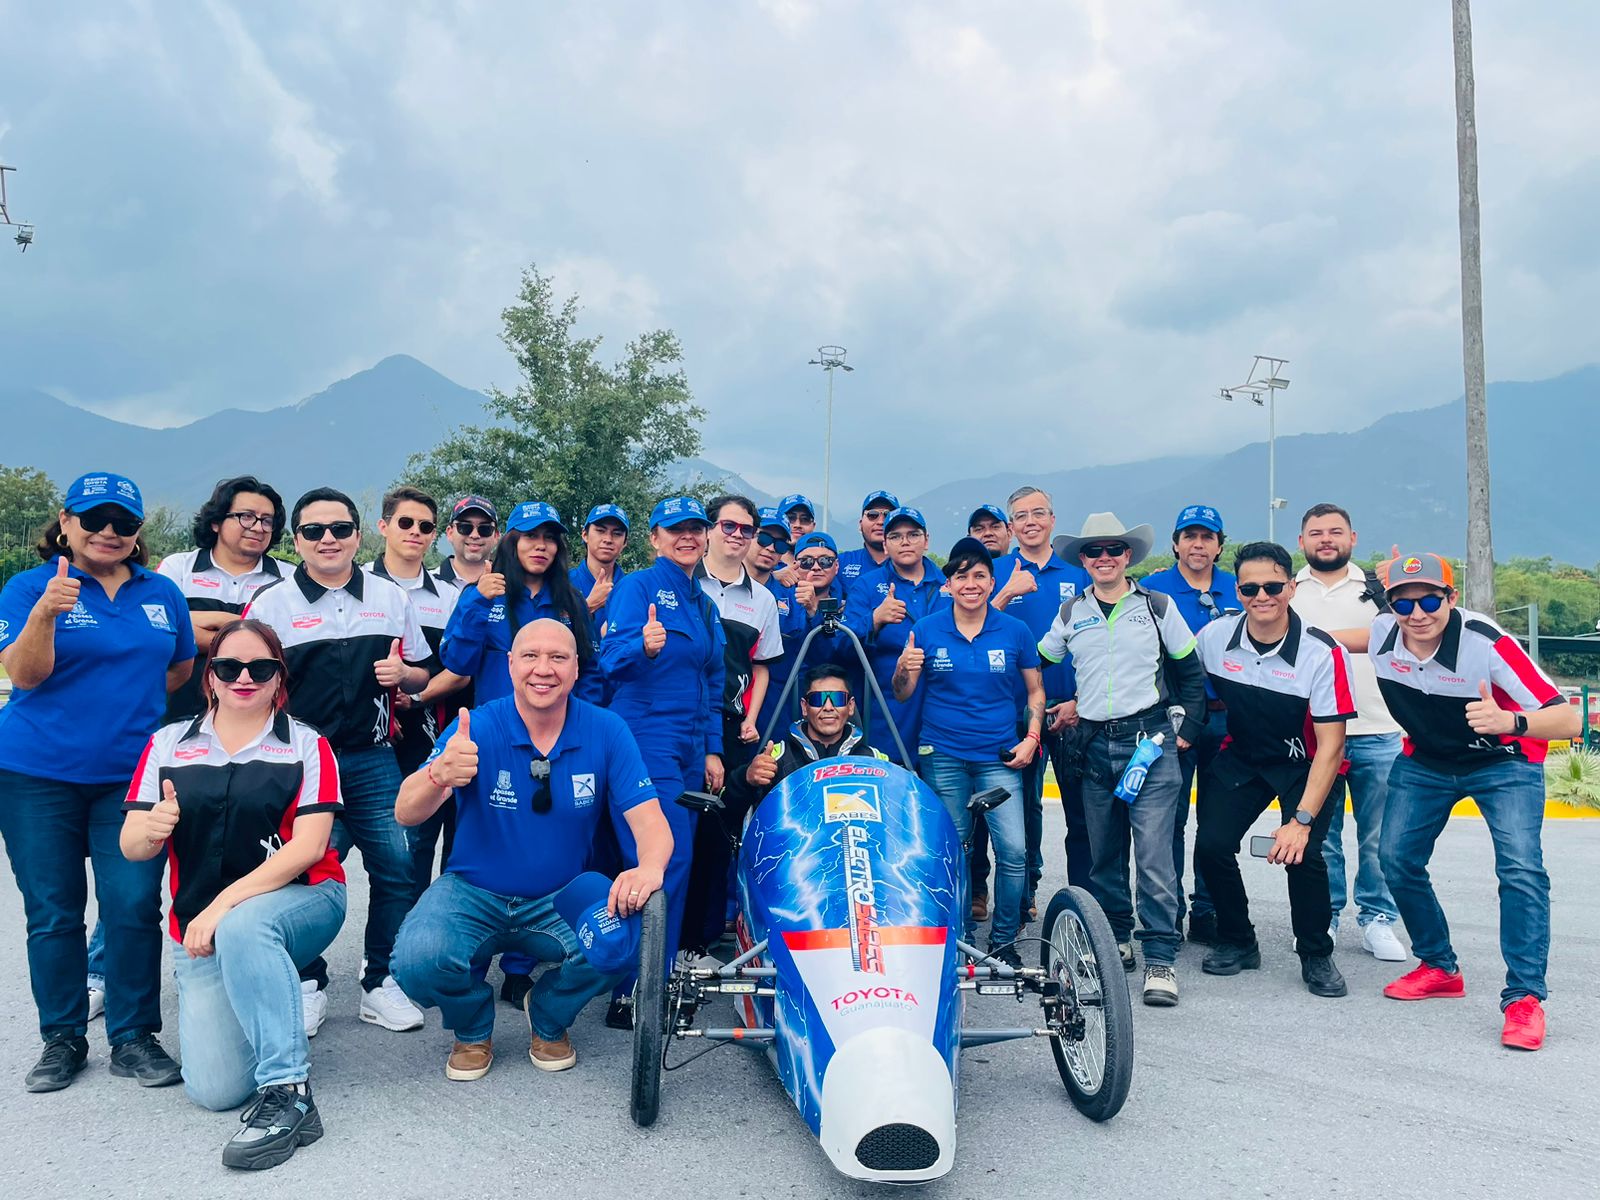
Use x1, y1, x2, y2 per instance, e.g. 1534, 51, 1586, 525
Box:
1501, 996, 1545, 1051
1383, 963, 1465, 1000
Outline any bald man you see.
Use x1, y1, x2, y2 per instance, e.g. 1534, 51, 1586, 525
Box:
392, 620, 672, 1081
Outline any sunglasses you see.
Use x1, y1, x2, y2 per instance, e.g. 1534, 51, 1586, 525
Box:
225, 511, 276, 531
756, 531, 792, 553
75, 510, 143, 538
529, 756, 553, 814
805, 690, 850, 709
1392, 594, 1447, 615
716, 519, 756, 540
1197, 592, 1221, 615
296, 521, 358, 542
1082, 543, 1129, 560
210, 657, 284, 684
395, 516, 436, 535
1238, 581, 1289, 598
862, 508, 892, 521
796, 554, 837, 571
454, 519, 497, 537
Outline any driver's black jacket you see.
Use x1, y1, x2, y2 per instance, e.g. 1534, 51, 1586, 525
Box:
727, 720, 891, 814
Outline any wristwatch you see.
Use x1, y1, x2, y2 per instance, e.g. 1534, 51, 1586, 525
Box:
1292, 808, 1314, 827
1512, 713, 1530, 737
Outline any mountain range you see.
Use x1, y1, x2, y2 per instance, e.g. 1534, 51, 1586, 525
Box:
2, 355, 1595, 563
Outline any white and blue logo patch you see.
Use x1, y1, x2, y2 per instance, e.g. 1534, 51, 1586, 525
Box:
987, 648, 1007, 672
655, 589, 679, 610
571, 772, 596, 807
63, 602, 98, 629
489, 769, 518, 810
142, 604, 173, 632
823, 782, 882, 823
1072, 616, 1100, 630
1060, 582, 1077, 600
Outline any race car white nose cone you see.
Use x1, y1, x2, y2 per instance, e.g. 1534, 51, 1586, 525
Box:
818, 1026, 955, 1183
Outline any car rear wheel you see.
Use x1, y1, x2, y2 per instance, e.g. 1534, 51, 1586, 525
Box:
630, 890, 668, 1127
1041, 885, 1133, 1121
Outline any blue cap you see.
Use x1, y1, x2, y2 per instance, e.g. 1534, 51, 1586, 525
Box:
648, 495, 710, 529
506, 501, 566, 534
795, 531, 838, 555
884, 506, 927, 533
1174, 504, 1224, 534
63, 472, 144, 520
779, 493, 816, 518
757, 507, 789, 533
552, 872, 642, 976
861, 489, 899, 512
583, 503, 630, 531
968, 503, 1007, 528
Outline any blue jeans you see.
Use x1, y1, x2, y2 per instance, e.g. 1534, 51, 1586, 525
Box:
330, 745, 413, 991
920, 751, 1026, 951
0, 769, 165, 1045
1380, 756, 1549, 1007
393, 872, 617, 1041
174, 881, 346, 1110
1326, 733, 1401, 926
1174, 707, 1228, 921
88, 920, 106, 986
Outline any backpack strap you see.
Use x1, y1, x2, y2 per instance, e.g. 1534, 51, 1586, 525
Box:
1361, 569, 1392, 614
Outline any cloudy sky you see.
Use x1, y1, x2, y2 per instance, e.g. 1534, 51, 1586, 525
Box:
2, 2, 1596, 507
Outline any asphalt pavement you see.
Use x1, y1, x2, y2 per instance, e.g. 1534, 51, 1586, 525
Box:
2, 809, 1596, 1199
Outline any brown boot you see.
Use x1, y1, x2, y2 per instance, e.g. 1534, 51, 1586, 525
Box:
445, 1039, 494, 1081
971, 892, 989, 922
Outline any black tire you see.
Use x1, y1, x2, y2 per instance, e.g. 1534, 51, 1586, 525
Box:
1040, 885, 1133, 1121
630, 891, 668, 1127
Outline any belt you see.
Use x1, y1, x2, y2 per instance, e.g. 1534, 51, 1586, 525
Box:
1081, 703, 1170, 737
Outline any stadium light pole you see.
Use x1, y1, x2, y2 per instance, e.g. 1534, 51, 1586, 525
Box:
808, 346, 853, 531
1219, 356, 1290, 541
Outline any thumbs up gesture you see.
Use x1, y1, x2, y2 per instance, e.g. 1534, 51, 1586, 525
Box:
1465, 680, 1515, 735
794, 579, 817, 615
898, 630, 925, 676
477, 570, 507, 601
374, 637, 407, 687
36, 555, 82, 618
585, 564, 614, 613
146, 779, 182, 843
874, 582, 908, 630
746, 741, 780, 787
643, 603, 667, 658
431, 708, 479, 788
1001, 563, 1038, 600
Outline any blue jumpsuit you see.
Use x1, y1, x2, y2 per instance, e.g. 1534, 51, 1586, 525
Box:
842, 557, 950, 760
440, 583, 604, 706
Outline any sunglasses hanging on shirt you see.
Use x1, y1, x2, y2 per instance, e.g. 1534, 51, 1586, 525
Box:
529, 757, 553, 814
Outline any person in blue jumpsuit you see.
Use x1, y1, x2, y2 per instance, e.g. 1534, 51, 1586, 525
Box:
842, 507, 949, 760
599, 496, 725, 1027
570, 503, 629, 642
440, 501, 603, 706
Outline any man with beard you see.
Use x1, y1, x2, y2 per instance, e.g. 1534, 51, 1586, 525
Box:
437, 497, 500, 589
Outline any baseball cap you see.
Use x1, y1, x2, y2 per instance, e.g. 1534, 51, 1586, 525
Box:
796, 531, 838, 555
968, 503, 1007, 528
757, 507, 790, 534
946, 535, 993, 571
649, 495, 710, 530
64, 472, 144, 520
1174, 504, 1223, 534
451, 495, 498, 523
779, 493, 816, 518
506, 501, 566, 534
861, 489, 899, 512
552, 872, 642, 976
1383, 551, 1454, 593
884, 506, 927, 533
583, 503, 630, 531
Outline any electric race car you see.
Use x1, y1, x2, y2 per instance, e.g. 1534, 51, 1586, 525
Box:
626, 617, 1134, 1185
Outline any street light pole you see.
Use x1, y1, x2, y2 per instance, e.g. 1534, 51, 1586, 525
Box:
1219, 355, 1290, 541
808, 345, 853, 531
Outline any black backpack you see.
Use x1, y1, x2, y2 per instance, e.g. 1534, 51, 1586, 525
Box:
1359, 569, 1392, 614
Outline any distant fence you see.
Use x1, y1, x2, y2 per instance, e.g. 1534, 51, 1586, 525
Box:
1, 512, 52, 589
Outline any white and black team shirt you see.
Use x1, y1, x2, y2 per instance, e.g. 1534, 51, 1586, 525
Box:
695, 565, 784, 723
244, 565, 429, 754
364, 558, 461, 766
1370, 606, 1563, 773
157, 548, 286, 719
1196, 611, 1356, 775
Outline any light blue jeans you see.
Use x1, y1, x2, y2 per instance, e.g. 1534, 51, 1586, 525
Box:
920, 750, 1026, 951
173, 881, 347, 1111
1325, 733, 1402, 926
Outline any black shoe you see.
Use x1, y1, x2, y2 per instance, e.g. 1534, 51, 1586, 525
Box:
1202, 941, 1262, 976
25, 1035, 88, 1093
499, 972, 533, 1008
989, 945, 1024, 970
1187, 911, 1219, 945
604, 997, 634, 1031
1301, 955, 1348, 998
1118, 942, 1136, 971
109, 1033, 182, 1087
223, 1082, 323, 1170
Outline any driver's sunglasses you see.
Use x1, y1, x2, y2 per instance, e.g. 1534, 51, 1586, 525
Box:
716, 519, 756, 540
210, 657, 284, 684
805, 690, 850, 709
455, 519, 497, 537
75, 510, 143, 538
395, 515, 436, 535
1238, 581, 1289, 598
529, 757, 553, 814
225, 511, 275, 531
756, 531, 792, 554
1392, 594, 1446, 615
796, 554, 836, 571
296, 521, 358, 542
1082, 542, 1128, 560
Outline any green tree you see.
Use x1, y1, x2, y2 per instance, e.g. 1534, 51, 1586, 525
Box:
0, 465, 59, 587
400, 266, 704, 567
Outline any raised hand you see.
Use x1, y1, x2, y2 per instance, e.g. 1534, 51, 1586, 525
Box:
36, 555, 82, 619
1003, 566, 1038, 599
897, 630, 924, 676
1465, 680, 1514, 735
430, 708, 479, 789
874, 582, 908, 630
586, 565, 614, 613
746, 742, 780, 787
147, 779, 182, 843
643, 603, 667, 658
373, 638, 406, 687
794, 579, 817, 615
477, 570, 507, 601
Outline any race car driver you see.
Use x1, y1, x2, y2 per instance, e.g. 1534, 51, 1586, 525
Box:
732, 664, 893, 809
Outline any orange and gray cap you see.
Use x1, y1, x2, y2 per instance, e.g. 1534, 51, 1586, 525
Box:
1383, 551, 1454, 593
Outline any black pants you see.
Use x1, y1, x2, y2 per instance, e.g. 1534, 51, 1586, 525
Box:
1193, 756, 1337, 959
1046, 729, 1093, 888
682, 722, 758, 953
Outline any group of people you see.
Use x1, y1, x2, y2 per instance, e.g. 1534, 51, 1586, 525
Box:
0, 468, 1576, 1172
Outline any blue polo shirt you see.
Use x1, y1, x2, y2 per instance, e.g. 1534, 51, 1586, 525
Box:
0, 557, 197, 785
992, 550, 1089, 703
1141, 563, 1241, 702
427, 696, 658, 899
912, 605, 1041, 761
843, 557, 950, 751
837, 547, 885, 587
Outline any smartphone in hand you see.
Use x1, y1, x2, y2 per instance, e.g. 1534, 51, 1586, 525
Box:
1249, 834, 1276, 859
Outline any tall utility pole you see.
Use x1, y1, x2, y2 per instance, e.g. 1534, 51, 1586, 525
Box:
1219, 356, 1290, 541
807, 345, 853, 531
1453, 0, 1495, 610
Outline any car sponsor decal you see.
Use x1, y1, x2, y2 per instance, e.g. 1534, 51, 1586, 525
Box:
842, 824, 884, 973
823, 782, 881, 823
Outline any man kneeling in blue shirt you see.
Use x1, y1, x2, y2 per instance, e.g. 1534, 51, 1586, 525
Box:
392, 619, 673, 1082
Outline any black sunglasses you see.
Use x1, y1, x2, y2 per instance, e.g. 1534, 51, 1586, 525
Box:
1392, 594, 1446, 615
796, 554, 837, 571
1197, 592, 1220, 615
529, 757, 553, 814
210, 657, 284, 683
1082, 542, 1129, 559
805, 689, 850, 709
1238, 581, 1289, 598
296, 521, 358, 542
756, 531, 792, 553
75, 510, 143, 538
395, 515, 437, 535
454, 519, 497, 537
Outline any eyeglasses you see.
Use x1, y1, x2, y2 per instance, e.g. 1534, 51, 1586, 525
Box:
209, 657, 284, 684
1011, 507, 1052, 522
1238, 581, 1289, 598
716, 519, 756, 540
755, 531, 792, 553
1197, 592, 1220, 615
454, 519, 497, 537
1391, 594, 1447, 615
885, 529, 924, 544
805, 690, 850, 709
862, 508, 892, 521
74, 510, 143, 538
796, 554, 837, 571
395, 516, 437, 535
529, 756, 553, 814
225, 512, 276, 531
296, 521, 358, 542
1082, 543, 1128, 559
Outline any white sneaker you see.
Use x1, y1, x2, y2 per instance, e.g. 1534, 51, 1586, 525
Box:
301, 980, 328, 1038
1362, 919, 1408, 962
87, 979, 105, 1022
359, 975, 425, 1032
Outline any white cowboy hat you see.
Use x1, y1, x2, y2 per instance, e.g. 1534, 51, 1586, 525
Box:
1052, 512, 1155, 568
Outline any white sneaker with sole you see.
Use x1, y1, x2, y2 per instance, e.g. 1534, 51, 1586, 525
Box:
87, 980, 105, 1022
1362, 918, 1408, 962
302, 980, 328, 1038
1143, 964, 1179, 1007
359, 975, 424, 1031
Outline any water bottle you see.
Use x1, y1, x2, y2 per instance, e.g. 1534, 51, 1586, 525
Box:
1114, 733, 1166, 804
